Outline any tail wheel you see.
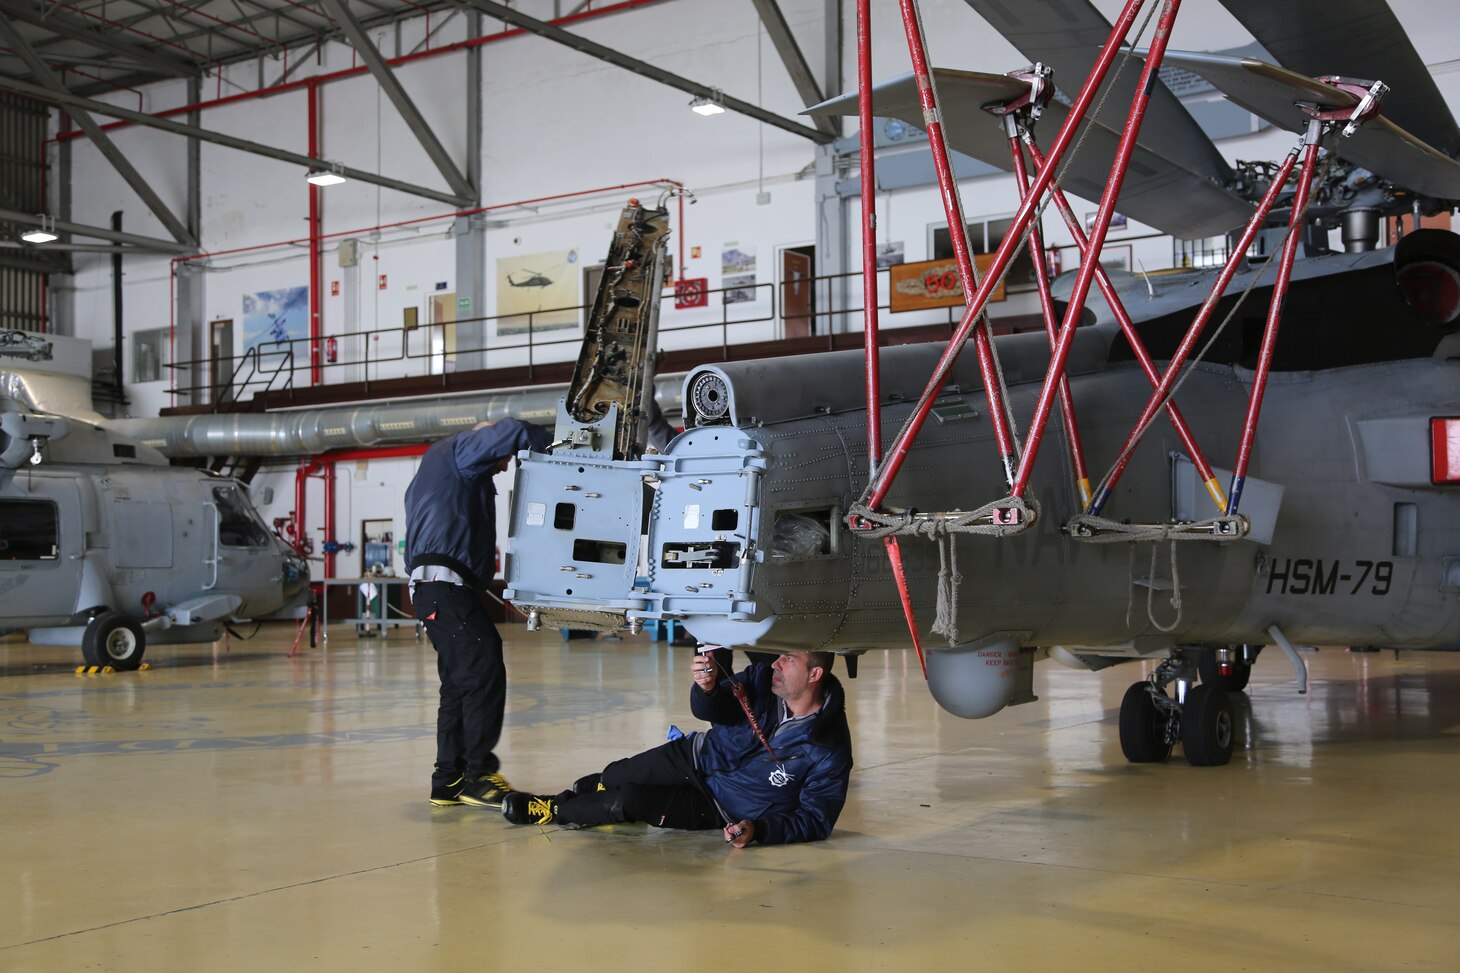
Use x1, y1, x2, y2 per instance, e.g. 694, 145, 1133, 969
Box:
1119, 682, 1172, 763
1181, 684, 1234, 766
81, 611, 147, 671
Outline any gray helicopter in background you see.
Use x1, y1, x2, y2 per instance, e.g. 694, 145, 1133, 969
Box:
505, 0, 1460, 767
0, 372, 309, 670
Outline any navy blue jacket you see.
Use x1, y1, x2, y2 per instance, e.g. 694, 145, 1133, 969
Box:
691, 663, 853, 845
405, 418, 550, 590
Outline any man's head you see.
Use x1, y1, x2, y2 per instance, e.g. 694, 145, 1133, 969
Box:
770, 651, 834, 707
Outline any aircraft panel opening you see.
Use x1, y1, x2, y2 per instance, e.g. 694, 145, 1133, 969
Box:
0, 499, 58, 560
572, 538, 628, 564
661, 541, 741, 569
711, 508, 739, 531
554, 503, 577, 530
770, 509, 835, 558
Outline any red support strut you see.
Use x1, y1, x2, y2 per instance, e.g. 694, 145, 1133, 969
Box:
1011, 0, 1183, 501
1228, 119, 1326, 514
1005, 119, 1092, 507
896, 0, 1018, 484
1022, 135, 1231, 516
858, 0, 882, 474
1081, 139, 1302, 517
863, 0, 1150, 513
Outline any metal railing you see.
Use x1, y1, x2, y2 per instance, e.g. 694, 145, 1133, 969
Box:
166, 246, 1198, 409
168, 278, 782, 407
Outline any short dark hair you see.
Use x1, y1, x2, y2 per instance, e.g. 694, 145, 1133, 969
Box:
807, 650, 834, 676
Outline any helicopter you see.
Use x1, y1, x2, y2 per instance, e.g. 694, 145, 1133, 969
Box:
503, 0, 1460, 767
0, 369, 310, 671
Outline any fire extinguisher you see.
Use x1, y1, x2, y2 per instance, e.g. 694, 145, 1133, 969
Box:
325, 336, 338, 363
1046, 247, 1063, 277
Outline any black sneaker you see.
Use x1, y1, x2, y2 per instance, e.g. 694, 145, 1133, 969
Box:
428, 775, 466, 806
458, 771, 513, 808
502, 791, 559, 826
572, 773, 605, 796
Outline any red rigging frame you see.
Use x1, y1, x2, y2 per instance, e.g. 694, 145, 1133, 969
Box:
853, 0, 1390, 538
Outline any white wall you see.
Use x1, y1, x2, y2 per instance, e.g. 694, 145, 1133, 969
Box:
44, 0, 1460, 578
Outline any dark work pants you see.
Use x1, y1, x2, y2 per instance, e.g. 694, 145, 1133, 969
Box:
414, 581, 505, 785
556, 736, 723, 831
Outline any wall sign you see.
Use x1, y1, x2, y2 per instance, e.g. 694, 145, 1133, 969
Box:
888, 256, 1004, 313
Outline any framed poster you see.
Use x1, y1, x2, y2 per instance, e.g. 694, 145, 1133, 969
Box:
496, 249, 580, 336
888, 255, 1005, 313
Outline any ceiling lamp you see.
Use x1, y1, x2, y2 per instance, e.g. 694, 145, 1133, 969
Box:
20, 215, 58, 244
306, 162, 347, 186
689, 88, 726, 116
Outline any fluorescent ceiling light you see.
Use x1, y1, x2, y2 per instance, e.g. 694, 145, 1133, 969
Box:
689, 89, 725, 116
21, 215, 57, 244
307, 163, 347, 186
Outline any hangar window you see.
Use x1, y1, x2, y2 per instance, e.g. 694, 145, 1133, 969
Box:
0, 499, 59, 560
212, 486, 271, 548
931, 218, 1038, 294
133, 328, 166, 383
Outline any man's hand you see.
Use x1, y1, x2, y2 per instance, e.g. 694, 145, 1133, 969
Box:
724, 819, 754, 848
692, 651, 718, 693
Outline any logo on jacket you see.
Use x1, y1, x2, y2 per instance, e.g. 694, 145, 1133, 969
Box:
768, 764, 796, 787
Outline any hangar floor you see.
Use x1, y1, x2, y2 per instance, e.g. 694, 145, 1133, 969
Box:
2, 625, 1458, 971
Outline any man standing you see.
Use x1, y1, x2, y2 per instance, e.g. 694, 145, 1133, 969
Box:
407, 418, 550, 808
502, 650, 853, 845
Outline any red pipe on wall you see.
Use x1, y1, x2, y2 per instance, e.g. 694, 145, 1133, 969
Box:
323, 459, 337, 579
324, 444, 430, 463
307, 79, 322, 386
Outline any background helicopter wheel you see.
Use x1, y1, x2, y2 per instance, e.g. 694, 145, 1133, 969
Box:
1181, 684, 1234, 766
82, 611, 146, 671
1119, 682, 1172, 763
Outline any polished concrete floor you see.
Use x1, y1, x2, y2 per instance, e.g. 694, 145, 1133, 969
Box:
3, 624, 1459, 971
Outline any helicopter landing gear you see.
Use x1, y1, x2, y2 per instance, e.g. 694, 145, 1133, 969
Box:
1198, 644, 1261, 693
82, 610, 147, 670
1118, 651, 1234, 767
1118, 682, 1172, 762
1181, 683, 1235, 766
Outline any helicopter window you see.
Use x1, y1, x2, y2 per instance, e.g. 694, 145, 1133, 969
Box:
770, 510, 834, 558
212, 487, 271, 548
0, 500, 59, 560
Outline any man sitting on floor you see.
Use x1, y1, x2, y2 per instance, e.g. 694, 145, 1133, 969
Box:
502, 649, 853, 847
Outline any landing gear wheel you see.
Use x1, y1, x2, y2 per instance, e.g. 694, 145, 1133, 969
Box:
82, 611, 146, 670
1199, 652, 1251, 693
1181, 684, 1234, 766
1119, 682, 1172, 763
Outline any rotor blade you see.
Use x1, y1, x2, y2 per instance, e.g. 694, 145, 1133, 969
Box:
806, 70, 1253, 239
1216, 0, 1460, 159
1162, 52, 1460, 201
960, 0, 1236, 187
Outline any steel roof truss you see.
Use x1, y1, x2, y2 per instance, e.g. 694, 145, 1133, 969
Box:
318, 0, 475, 200
0, 19, 199, 248
750, 0, 836, 137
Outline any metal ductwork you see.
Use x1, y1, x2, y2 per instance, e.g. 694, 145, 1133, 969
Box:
107, 375, 685, 459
